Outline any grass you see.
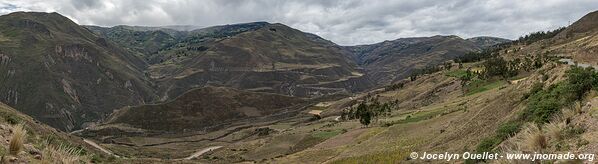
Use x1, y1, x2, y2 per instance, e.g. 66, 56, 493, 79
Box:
312, 129, 345, 139
395, 109, 444, 124
474, 121, 522, 160
41, 144, 89, 164
446, 69, 469, 78
520, 124, 547, 151
9, 124, 26, 156
465, 79, 507, 96
330, 149, 410, 164
544, 121, 565, 142
307, 106, 327, 112
291, 135, 327, 153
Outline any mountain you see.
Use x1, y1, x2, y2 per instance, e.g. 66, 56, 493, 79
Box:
1, 9, 596, 163
146, 23, 372, 99
345, 35, 483, 85
0, 12, 158, 131
466, 36, 511, 48
87, 22, 373, 100
559, 10, 598, 35
86, 86, 308, 134
85, 25, 182, 57
545, 10, 598, 65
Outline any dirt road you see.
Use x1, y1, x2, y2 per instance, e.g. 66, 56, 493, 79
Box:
84, 139, 119, 158
184, 146, 223, 160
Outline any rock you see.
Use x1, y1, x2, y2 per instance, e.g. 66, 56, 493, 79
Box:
34, 154, 42, 160
25, 144, 41, 155
1, 155, 18, 163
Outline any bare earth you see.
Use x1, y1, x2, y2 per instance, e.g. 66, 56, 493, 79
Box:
184, 146, 223, 160
84, 139, 119, 158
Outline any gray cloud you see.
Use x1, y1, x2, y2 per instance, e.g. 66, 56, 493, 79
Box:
0, 0, 597, 45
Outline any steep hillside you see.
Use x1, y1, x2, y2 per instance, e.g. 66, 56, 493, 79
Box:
346, 35, 482, 85
560, 10, 598, 35
85, 25, 182, 57
104, 86, 308, 132
0, 102, 111, 163
145, 22, 271, 63
85, 22, 268, 62
150, 23, 372, 100
0, 12, 158, 131
74, 86, 314, 159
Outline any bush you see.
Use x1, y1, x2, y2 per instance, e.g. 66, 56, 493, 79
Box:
496, 121, 521, 140
524, 84, 565, 123
475, 137, 500, 153
523, 82, 544, 100
565, 66, 598, 100
4, 115, 21, 125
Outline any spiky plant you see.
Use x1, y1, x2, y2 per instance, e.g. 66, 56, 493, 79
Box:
520, 123, 547, 151
9, 124, 27, 156
544, 121, 565, 142
41, 144, 88, 164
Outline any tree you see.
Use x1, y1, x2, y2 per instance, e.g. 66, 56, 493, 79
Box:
356, 103, 372, 126
483, 57, 519, 79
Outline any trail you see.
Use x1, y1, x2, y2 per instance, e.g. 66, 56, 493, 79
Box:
559, 58, 598, 69
84, 139, 119, 158
184, 146, 223, 160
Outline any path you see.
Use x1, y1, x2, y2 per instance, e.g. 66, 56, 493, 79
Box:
559, 58, 598, 69
184, 146, 223, 160
83, 139, 119, 158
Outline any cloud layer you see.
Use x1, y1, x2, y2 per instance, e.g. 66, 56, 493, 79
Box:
1, 0, 597, 45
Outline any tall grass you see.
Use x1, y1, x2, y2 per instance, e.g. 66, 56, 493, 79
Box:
41, 144, 88, 164
519, 124, 547, 151
9, 124, 26, 156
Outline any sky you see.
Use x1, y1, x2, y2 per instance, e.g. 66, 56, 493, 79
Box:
0, 0, 597, 45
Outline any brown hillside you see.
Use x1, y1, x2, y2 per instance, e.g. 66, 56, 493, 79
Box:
0, 12, 158, 131
150, 23, 373, 99
105, 86, 308, 132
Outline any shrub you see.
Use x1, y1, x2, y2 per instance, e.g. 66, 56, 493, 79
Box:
4, 115, 21, 125
565, 66, 598, 100
475, 137, 500, 153
523, 82, 570, 123
496, 121, 521, 140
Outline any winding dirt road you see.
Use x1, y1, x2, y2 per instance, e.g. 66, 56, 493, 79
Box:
84, 139, 119, 158
184, 146, 223, 160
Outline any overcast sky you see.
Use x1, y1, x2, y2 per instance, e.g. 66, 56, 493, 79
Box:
1, 0, 597, 45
